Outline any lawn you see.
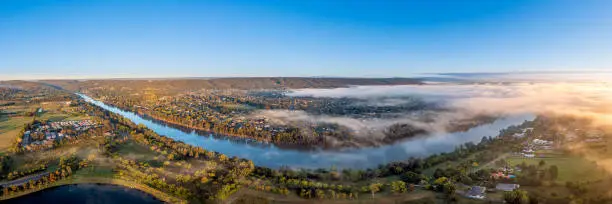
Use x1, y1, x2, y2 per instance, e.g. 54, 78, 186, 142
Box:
0, 116, 31, 131
0, 101, 90, 152
116, 141, 161, 164
0, 116, 32, 151
506, 156, 607, 183
73, 166, 116, 178
0, 107, 90, 152
37, 112, 90, 122
422, 152, 500, 176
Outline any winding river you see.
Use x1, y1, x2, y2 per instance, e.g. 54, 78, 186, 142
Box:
78, 94, 534, 169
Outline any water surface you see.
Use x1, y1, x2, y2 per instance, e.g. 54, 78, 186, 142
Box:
4, 184, 162, 204
78, 94, 533, 169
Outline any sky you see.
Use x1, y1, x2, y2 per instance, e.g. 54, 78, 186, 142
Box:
1, 0, 611, 80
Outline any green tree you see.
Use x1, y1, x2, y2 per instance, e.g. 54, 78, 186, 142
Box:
443, 182, 456, 196
432, 177, 449, 192
504, 190, 529, 204
316, 189, 326, 199
368, 183, 383, 198
549, 165, 558, 180
400, 171, 424, 184
390, 181, 407, 194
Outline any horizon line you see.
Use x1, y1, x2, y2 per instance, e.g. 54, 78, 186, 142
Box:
2, 70, 612, 81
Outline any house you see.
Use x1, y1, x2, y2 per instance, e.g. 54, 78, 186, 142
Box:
466, 186, 486, 199
491, 171, 516, 179
496, 183, 520, 191
533, 139, 553, 146
586, 137, 604, 143
491, 172, 505, 179
522, 148, 534, 154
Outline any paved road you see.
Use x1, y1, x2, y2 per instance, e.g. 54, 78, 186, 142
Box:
0, 172, 50, 188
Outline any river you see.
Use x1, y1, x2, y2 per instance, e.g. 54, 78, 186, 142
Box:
3, 184, 162, 204
78, 93, 534, 169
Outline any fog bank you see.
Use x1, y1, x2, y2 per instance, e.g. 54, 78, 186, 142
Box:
246, 82, 612, 148
287, 82, 612, 122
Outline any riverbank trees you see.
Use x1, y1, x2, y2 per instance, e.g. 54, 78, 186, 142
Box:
0, 154, 82, 197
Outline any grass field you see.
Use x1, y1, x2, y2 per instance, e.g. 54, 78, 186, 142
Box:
73, 166, 116, 178
0, 116, 31, 131
115, 141, 165, 167
0, 116, 32, 151
506, 156, 607, 183
116, 142, 160, 159
37, 112, 90, 122
0, 101, 90, 152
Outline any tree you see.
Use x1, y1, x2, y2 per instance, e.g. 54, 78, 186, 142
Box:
390, 181, 407, 194
538, 160, 546, 167
368, 183, 382, 198
443, 182, 456, 197
400, 171, 424, 184
392, 166, 403, 174
548, 165, 558, 180
328, 189, 336, 199
300, 189, 311, 199
433, 177, 449, 192
316, 189, 326, 199
504, 190, 529, 204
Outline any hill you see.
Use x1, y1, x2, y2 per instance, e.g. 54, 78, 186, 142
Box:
39, 77, 422, 95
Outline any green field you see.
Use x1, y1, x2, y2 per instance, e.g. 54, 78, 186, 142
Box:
73, 166, 116, 178
0, 116, 32, 151
37, 112, 90, 122
0, 116, 31, 131
0, 101, 92, 152
506, 156, 607, 183
116, 141, 162, 165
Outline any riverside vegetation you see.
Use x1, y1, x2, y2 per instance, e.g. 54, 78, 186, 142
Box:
55, 78, 498, 149
1, 80, 612, 203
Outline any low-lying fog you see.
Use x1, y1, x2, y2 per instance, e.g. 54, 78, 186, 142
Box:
82, 73, 612, 169
288, 82, 612, 117
250, 75, 612, 147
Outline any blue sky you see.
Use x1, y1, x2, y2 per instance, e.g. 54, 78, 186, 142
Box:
1, 0, 611, 79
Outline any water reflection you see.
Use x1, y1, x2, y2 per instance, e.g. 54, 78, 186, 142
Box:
4, 184, 162, 204
78, 94, 534, 169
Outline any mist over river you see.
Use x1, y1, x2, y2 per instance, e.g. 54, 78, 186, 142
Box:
78, 93, 533, 169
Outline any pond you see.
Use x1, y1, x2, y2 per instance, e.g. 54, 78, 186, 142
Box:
4, 184, 162, 204
78, 93, 534, 169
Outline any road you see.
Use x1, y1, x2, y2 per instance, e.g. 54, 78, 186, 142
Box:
0, 172, 50, 188
475, 153, 510, 171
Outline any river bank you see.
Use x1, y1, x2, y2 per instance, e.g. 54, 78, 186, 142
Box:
90, 94, 502, 151
78, 93, 535, 169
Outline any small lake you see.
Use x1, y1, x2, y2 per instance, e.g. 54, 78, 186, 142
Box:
4, 184, 162, 204
78, 93, 534, 169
